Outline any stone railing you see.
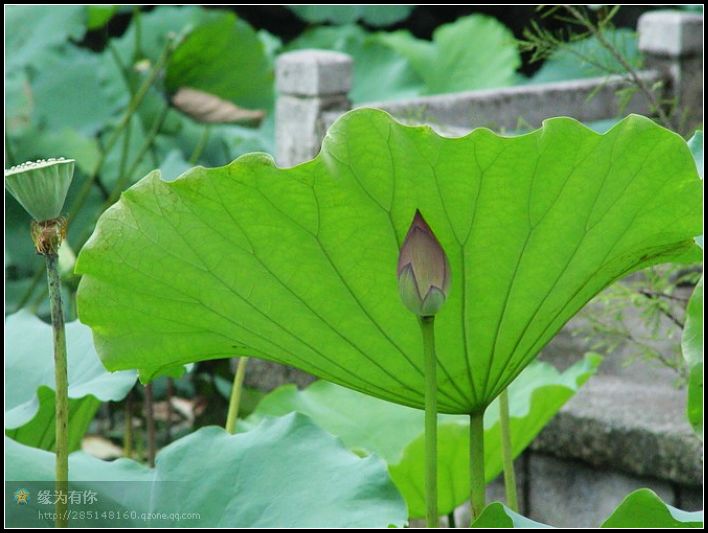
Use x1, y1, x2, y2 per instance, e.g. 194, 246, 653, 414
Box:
258, 10, 704, 527
275, 10, 703, 167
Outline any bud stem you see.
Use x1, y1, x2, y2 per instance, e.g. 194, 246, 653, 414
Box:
225, 356, 250, 434
469, 410, 486, 520
45, 253, 69, 527
499, 388, 519, 511
419, 316, 438, 527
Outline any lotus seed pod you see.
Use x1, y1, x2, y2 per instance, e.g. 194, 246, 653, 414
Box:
5, 158, 75, 222
397, 210, 451, 317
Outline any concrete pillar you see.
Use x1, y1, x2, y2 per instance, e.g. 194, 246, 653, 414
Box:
275, 50, 353, 166
638, 10, 703, 132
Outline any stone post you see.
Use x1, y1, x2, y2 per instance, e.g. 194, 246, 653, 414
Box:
275, 50, 353, 167
638, 10, 703, 132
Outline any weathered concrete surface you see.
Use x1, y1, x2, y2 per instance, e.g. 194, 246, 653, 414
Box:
275, 93, 350, 167
243, 359, 315, 391
638, 11, 703, 57
276, 50, 352, 97
531, 375, 702, 486
359, 72, 662, 132
275, 50, 352, 167
528, 453, 675, 528
639, 11, 703, 133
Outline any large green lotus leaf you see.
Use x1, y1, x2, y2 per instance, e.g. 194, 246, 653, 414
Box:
250, 355, 600, 518
470, 489, 703, 528
600, 488, 703, 528
377, 15, 521, 94
4, 311, 136, 431
6, 387, 100, 452
683, 276, 704, 367
471, 502, 552, 528
5, 414, 407, 527
682, 276, 703, 437
75, 109, 702, 414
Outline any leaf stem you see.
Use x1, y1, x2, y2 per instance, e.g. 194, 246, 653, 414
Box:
499, 388, 519, 511
419, 316, 438, 527
166, 378, 174, 443
189, 125, 212, 164
225, 357, 249, 434
67, 36, 173, 224
45, 253, 69, 528
123, 389, 133, 458
144, 383, 156, 467
447, 510, 456, 528
469, 410, 486, 520
107, 102, 170, 205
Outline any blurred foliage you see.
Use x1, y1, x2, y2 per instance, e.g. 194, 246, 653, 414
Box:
574, 265, 700, 384
5, 5, 276, 318
376, 15, 520, 94
528, 28, 641, 83
288, 15, 520, 103
286, 25, 424, 102
288, 5, 414, 26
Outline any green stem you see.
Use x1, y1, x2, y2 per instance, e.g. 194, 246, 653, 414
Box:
499, 388, 519, 511
144, 383, 156, 467
67, 36, 173, 224
166, 378, 174, 443
132, 6, 143, 63
447, 511, 456, 528
107, 103, 170, 205
419, 316, 438, 528
123, 390, 133, 458
71, 103, 171, 251
469, 410, 486, 521
117, 114, 133, 189
225, 357, 249, 434
45, 253, 69, 528
189, 125, 212, 164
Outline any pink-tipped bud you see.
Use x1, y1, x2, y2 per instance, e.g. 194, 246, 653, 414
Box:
397, 210, 451, 317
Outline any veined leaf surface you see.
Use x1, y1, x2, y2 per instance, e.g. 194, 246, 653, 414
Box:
76, 109, 702, 413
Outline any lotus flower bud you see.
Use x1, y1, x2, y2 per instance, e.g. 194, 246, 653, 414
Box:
5, 158, 75, 222
397, 210, 451, 317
